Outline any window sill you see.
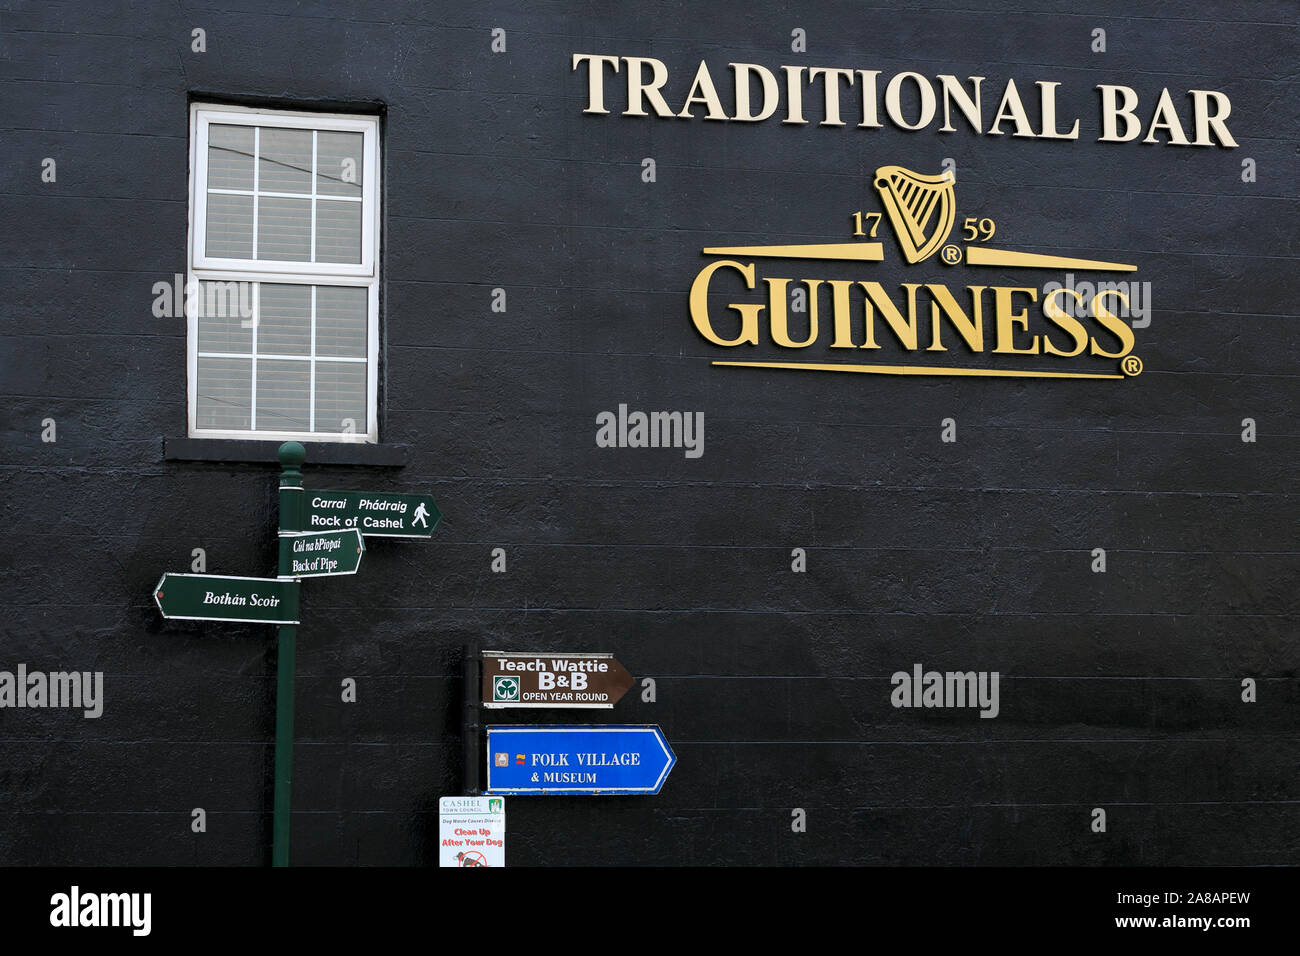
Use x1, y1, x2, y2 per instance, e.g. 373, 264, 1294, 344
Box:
163, 438, 407, 467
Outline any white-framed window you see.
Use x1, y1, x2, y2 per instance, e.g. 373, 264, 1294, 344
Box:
186, 103, 380, 442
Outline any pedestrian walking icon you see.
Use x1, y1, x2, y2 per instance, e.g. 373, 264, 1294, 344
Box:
413, 503, 430, 528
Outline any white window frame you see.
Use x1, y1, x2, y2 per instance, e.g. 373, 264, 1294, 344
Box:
186, 103, 380, 443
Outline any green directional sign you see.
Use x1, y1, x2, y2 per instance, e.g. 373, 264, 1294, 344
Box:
154, 573, 299, 625
305, 489, 441, 539
283, 528, 364, 577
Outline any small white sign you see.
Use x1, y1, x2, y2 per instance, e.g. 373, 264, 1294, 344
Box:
439, 796, 505, 867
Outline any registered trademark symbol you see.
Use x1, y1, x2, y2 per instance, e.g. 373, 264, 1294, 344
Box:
940, 244, 962, 264
1121, 355, 1143, 376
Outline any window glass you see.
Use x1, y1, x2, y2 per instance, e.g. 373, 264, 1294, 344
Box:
189, 107, 378, 442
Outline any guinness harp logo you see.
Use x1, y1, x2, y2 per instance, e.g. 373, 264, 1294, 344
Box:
874, 165, 956, 264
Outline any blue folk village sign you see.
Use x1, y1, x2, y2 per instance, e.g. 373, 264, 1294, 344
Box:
486, 725, 676, 796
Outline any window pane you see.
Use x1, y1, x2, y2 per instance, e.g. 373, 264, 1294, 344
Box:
315, 200, 361, 263
207, 124, 254, 190
258, 127, 312, 194
196, 281, 254, 351
257, 284, 311, 355
196, 356, 251, 429
315, 286, 367, 357
314, 361, 366, 433
257, 196, 311, 261
206, 193, 254, 258
317, 131, 363, 197
191, 109, 379, 442
256, 359, 310, 432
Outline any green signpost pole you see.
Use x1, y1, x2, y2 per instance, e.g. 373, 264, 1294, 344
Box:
152, 440, 439, 865
272, 441, 305, 867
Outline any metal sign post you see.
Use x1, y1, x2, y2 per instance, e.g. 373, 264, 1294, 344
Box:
152, 441, 440, 866
272, 441, 305, 867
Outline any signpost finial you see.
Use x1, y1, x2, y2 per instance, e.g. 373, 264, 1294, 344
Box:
278, 440, 306, 470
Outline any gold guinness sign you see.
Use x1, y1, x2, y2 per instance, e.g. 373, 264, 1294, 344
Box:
689, 164, 1145, 381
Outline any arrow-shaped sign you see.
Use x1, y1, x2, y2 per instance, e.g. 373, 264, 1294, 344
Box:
305, 489, 440, 539
485, 725, 676, 795
154, 573, 299, 624
283, 528, 364, 577
482, 651, 635, 709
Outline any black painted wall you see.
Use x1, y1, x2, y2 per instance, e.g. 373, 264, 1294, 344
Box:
1, 0, 1296, 865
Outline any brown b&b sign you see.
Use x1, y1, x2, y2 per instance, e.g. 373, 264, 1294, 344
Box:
482, 651, 634, 710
